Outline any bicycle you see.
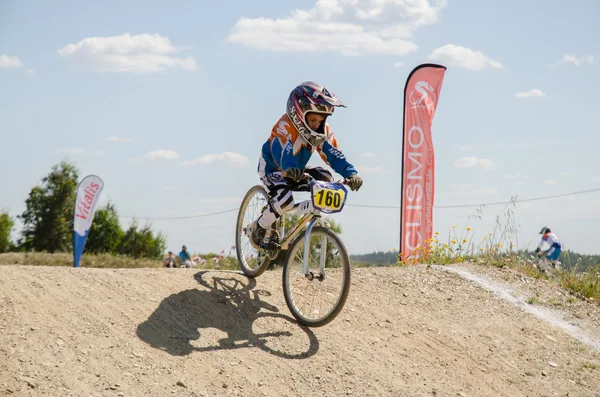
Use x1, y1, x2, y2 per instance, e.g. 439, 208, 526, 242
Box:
235, 175, 351, 327
531, 251, 561, 278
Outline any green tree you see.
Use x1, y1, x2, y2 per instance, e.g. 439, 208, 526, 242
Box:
272, 215, 343, 268
350, 251, 398, 266
117, 220, 166, 259
324, 217, 342, 234
0, 210, 15, 253
281, 214, 342, 235
18, 161, 79, 252
85, 203, 123, 254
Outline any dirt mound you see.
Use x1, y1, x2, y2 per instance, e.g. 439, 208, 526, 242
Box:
1, 264, 599, 396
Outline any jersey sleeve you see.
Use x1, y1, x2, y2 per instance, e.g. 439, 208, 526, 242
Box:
270, 118, 298, 171
317, 125, 357, 179
537, 239, 545, 250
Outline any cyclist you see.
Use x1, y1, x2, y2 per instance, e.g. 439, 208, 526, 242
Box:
535, 227, 562, 268
248, 81, 363, 249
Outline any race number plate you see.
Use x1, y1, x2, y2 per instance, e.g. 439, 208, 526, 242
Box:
310, 181, 348, 214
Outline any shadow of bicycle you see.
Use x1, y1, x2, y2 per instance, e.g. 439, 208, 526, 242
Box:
136, 270, 319, 359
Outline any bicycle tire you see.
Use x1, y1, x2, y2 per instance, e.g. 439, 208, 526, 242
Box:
236, 185, 272, 278
282, 226, 351, 327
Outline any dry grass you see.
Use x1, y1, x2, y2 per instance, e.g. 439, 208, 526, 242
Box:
0, 252, 160, 268
0, 252, 241, 270
559, 264, 600, 302
396, 197, 600, 304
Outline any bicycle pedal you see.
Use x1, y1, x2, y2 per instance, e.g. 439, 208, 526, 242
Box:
260, 241, 280, 251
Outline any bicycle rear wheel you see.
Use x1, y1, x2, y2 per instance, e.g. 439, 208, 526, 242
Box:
236, 185, 272, 278
282, 226, 350, 327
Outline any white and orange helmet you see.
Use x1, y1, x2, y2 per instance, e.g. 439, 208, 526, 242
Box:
286, 81, 345, 146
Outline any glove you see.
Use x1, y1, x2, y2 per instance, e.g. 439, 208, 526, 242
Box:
347, 174, 363, 191
284, 167, 304, 182
534, 247, 540, 254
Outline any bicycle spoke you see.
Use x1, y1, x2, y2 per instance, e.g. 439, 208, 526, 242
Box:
236, 186, 272, 277
283, 227, 350, 326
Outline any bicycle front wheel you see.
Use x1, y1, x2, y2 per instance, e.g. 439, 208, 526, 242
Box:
282, 226, 351, 327
236, 185, 271, 278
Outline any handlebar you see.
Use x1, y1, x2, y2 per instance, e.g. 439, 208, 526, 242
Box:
285, 171, 349, 185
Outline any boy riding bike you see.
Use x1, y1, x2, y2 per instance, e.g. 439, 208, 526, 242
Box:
248, 81, 363, 249
535, 226, 562, 269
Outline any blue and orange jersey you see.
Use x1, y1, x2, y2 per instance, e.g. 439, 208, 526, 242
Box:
258, 114, 357, 178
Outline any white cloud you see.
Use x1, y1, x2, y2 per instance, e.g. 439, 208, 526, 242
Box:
25, 69, 35, 76
515, 89, 546, 98
544, 179, 557, 185
184, 151, 249, 166
454, 157, 495, 169
360, 152, 376, 158
227, 0, 447, 56
505, 172, 526, 185
460, 145, 473, 152
593, 177, 600, 183
144, 150, 180, 160
450, 184, 499, 197
58, 33, 198, 73
357, 165, 389, 174
558, 54, 594, 67
163, 185, 179, 190
427, 44, 502, 71
56, 148, 104, 156
0, 55, 24, 69
393, 61, 404, 68
559, 171, 573, 176
106, 136, 132, 143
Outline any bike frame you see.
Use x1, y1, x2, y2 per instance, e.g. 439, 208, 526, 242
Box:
277, 198, 328, 276
534, 251, 559, 274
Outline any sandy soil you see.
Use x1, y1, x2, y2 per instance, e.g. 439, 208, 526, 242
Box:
1, 263, 599, 397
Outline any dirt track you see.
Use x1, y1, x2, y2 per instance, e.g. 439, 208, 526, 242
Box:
1, 264, 599, 397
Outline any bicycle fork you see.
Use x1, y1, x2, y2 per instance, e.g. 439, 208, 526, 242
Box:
303, 216, 326, 281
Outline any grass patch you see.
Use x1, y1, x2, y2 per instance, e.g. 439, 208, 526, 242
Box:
559, 264, 600, 302
581, 362, 598, 370
393, 196, 600, 305
0, 252, 161, 268
0, 252, 239, 270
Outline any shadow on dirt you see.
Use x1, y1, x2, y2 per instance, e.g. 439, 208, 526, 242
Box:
136, 270, 319, 359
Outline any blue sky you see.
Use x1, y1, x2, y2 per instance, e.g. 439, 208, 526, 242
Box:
1, 0, 599, 256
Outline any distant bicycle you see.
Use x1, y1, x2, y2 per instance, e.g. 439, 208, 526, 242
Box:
532, 251, 561, 277
235, 175, 351, 327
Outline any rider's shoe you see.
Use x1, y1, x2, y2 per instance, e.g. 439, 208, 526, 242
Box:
248, 220, 266, 250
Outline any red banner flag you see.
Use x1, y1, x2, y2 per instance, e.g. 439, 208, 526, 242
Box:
400, 64, 446, 260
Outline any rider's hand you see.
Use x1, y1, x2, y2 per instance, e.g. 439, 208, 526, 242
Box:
537, 251, 544, 258
284, 167, 304, 182
347, 174, 363, 191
